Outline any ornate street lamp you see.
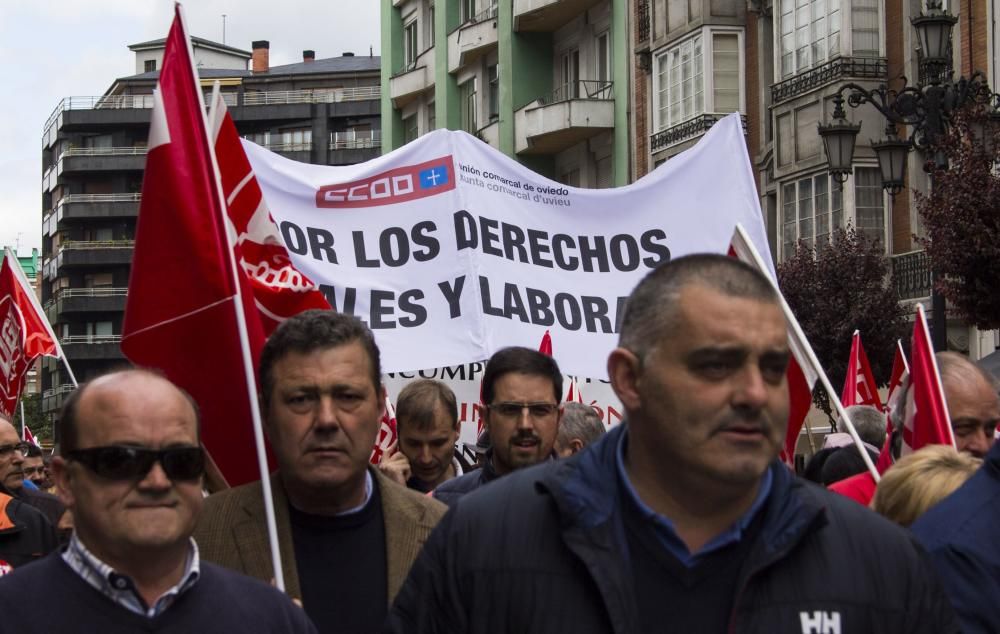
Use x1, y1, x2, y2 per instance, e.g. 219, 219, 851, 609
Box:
816, 94, 860, 184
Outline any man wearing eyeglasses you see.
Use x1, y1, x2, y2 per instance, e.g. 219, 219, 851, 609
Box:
0, 418, 65, 530
0, 370, 317, 632
387, 254, 957, 633
432, 346, 562, 507
0, 421, 57, 576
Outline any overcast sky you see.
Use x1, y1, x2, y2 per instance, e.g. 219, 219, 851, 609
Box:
0, 0, 381, 256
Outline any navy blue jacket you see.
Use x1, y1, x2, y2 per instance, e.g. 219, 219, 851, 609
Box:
388, 424, 957, 633
912, 440, 1000, 633
431, 457, 498, 508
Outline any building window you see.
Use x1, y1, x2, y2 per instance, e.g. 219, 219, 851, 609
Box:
144, 59, 156, 73
778, 0, 841, 78
427, 101, 436, 133
461, 0, 476, 22
781, 173, 843, 257
281, 128, 311, 151
653, 29, 743, 132
596, 31, 611, 86
404, 16, 419, 69
852, 0, 880, 56
460, 78, 477, 133
559, 49, 580, 100
403, 114, 418, 143
854, 167, 885, 245
487, 65, 499, 121
427, 2, 435, 47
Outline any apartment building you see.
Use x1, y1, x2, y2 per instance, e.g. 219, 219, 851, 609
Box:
40, 38, 382, 420
382, 0, 629, 187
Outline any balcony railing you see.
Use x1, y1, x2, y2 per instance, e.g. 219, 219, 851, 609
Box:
771, 57, 887, 104
469, 3, 499, 23
892, 250, 932, 300
637, 0, 650, 43
330, 130, 382, 149
253, 141, 313, 152
59, 240, 135, 251
650, 113, 748, 152
241, 86, 381, 106
542, 80, 614, 105
42, 384, 75, 399
45, 287, 128, 309
60, 193, 142, 204
60, 335, 122, 345
60, 146, 148, 158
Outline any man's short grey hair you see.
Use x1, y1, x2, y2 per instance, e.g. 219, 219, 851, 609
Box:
618, 254, 780, 360
556, 402, 605, 448
840, 404, 887, 449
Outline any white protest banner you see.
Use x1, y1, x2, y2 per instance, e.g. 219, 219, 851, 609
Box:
246, 113, 771, 381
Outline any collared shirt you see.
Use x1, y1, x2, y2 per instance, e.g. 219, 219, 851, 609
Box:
62, 532, 201, 618
336, 469, 374, 516
616, 428, 773, 568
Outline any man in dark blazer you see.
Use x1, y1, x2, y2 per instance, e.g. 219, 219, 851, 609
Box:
195, 311, 446, 634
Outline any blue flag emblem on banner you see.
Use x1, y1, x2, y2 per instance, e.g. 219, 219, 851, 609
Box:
419, 166, 449, 189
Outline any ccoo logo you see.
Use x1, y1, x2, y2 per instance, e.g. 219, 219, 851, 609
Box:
316, 156, 456, 208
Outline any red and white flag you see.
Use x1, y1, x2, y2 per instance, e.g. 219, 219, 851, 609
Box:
370, 394, 398, 465
875, 340, 909, 474
121, 8, 266, 486
564, 377, 584, 404
840, 331, 883, 410
207, 90, 330, 334
729, 229, 818, 465
902, 305, 954, 454
22, 425, 39, 448
0, 251, 59, 419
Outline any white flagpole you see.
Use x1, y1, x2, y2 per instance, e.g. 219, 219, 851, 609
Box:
20, 400, 26, 439
734, 224, 880, 482
179, 6, 285, 592
3, 248, 78, 388
897, 339, 911, 374
916, 304, 956, 449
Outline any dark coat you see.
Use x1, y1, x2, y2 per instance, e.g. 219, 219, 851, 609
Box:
0, 493, 58, 575
387, 424, 958, 634
430, 456, 498, 508
912, 440, 1000, 634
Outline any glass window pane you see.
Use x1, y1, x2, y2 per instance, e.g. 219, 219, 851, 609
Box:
854, 167, 885, 246
712, 33, 739, 112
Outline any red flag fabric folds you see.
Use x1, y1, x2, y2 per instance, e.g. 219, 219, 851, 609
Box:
840, 331, 883, 410
121, 9, 264, 486
0, 252, 58, 419
902, 306, 954, 454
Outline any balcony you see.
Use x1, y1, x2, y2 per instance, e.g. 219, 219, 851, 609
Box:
45, 194, 141, 236
251, 140, 313, 162
448, 5, 499, 72
514, 80, 614, 154
328, 130, 382, 164
58, 146, 148, 174
41, 384, 75, 415
771, 57, 887, 105
53, 240, 134, 271
390, 47, 435, 109
59, 334, 125, 362
241, 86, 380, 106
636, 0, 650, 45
650, 113, 748, 153
45, 287, 128, 322
478, 120, 500, 148
892, 250, 932, 301
514, 0, 604, 31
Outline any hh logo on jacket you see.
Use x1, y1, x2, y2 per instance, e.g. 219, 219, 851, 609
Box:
800, 611, 841, 634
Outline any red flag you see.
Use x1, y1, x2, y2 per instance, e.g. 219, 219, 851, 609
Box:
370, 394, 397, 465
538, 330, 552, 356
840, 331, 883, 410
22, 425, 39, 448
0, 251, 58, 419
902, 305, 954, 453
208, 90, 330, 332
729, 231, 818, 465
564, 376, 584, 403
121, 9, 265, 486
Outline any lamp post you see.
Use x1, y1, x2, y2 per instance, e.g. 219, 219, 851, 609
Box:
817, 0, 1000, 350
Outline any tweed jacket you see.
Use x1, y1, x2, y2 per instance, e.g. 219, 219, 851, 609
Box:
193, 468, 447, 603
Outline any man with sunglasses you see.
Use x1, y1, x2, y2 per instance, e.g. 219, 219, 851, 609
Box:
387, 254, 957, 633
0, 421, 57, 576
432, 346, 563, 508
195, 310, 446, 634
0, 370, 317, 632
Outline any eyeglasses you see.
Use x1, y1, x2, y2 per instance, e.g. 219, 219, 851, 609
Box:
0, 442, 30, 458
66, 446, 205, 482
487, 402, 559, 419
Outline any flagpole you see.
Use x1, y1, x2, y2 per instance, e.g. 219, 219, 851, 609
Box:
20, 400, 26, 439
917, 304, 956, 449
180, 8, 284, 592
3, 248, 77, 387
734, 224, 880, 482
897, 339, 911, 374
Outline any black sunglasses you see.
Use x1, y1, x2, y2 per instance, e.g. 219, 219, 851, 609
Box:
65, 446, 205, 482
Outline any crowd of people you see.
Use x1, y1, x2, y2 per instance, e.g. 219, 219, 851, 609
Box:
0, 253, 996, 632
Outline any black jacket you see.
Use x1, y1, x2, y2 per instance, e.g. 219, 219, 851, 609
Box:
387, 424, 958, 633
431, 456, 498, 508
0, 493, 58, 575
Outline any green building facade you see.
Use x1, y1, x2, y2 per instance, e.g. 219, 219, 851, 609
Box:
382, 0, 629, 187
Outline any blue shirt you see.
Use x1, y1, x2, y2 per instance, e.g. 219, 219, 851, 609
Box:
615, 428, 773, 568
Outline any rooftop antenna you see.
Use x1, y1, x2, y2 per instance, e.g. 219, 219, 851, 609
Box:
222, 14, 227, 45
